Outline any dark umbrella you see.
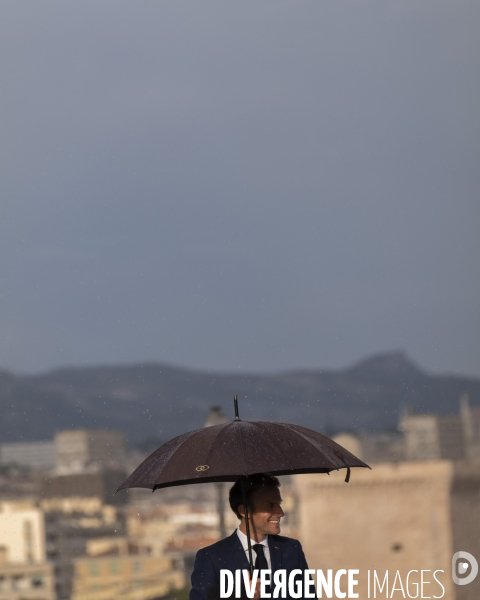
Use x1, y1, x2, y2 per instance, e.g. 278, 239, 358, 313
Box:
118, 396, 369, 573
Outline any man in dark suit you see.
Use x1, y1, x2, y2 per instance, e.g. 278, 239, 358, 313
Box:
190, 473, 309, 600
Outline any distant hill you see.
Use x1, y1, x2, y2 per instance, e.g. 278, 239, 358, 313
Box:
1, 351, 479, 445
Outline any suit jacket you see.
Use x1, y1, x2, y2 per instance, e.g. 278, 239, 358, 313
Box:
189, 531, 309, 600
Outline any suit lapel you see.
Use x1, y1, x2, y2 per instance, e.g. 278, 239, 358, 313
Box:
268, 536, 282, 573
228, 531, 251, 571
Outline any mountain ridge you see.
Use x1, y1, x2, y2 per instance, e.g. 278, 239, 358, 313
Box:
1, 351, 479, 445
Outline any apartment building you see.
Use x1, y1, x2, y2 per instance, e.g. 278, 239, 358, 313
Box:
0, 502, 55, 600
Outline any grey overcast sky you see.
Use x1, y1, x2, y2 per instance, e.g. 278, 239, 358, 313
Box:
1, 0, 479, 376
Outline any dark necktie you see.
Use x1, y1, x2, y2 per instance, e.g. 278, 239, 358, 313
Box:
253, 544, 270, 596
253, 543, 269, 571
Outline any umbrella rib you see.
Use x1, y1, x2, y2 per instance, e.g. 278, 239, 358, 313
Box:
118, 428, 200, 490
279, 423, 342, 466
202, 420, 234, 468
255, 422, 295, 471
157, 425, 226, 484
152, 422, 249, 489
121, 426, 216, 490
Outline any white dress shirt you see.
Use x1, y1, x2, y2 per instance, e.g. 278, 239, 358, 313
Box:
236, 527, 272, 570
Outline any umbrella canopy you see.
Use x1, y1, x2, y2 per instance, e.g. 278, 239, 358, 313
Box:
118, 408, 369, 493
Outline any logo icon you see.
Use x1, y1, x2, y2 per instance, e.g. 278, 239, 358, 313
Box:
196, 465, 210, 472
452, 551, 478, 585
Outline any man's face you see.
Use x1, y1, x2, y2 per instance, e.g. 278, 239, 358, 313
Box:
246, 485, 285, 539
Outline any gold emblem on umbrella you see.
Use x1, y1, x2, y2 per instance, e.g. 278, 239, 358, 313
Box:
196, 465, 210, 472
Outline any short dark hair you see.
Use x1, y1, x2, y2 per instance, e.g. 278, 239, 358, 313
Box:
229, 473, 280, 520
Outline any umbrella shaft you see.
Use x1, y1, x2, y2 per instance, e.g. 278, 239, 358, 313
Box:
240, 476, 254, 576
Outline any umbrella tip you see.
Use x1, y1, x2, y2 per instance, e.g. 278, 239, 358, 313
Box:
233, 394, 240, 420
